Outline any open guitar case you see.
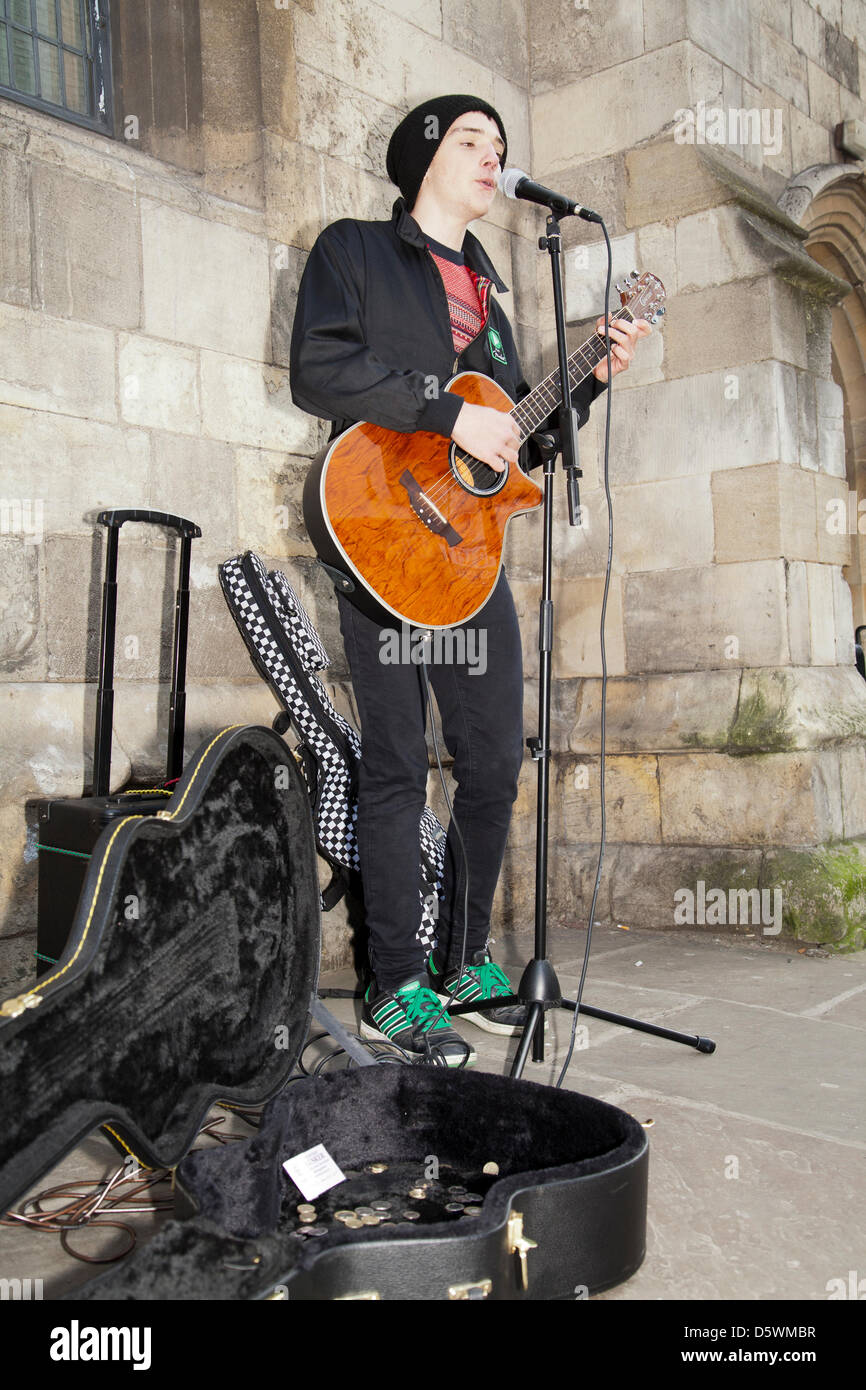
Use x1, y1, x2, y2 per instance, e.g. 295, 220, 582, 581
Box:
0, 570, 649, 1301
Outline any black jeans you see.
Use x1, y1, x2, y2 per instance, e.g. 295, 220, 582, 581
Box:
337, 571, 524, 992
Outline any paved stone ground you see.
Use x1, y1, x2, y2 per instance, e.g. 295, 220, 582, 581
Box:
1, 924, 863, 1301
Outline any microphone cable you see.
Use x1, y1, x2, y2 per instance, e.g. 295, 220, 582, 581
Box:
555, 217, 614, 1089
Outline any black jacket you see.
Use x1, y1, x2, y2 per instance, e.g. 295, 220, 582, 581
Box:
289, 197, 603, 451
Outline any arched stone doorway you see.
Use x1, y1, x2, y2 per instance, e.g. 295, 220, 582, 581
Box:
783, 165, 866, 633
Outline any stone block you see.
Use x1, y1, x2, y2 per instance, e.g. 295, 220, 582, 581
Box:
294, 62, 398, 179
833, 566, 855, 664
815, 473, 853, 565
790, 107, 834, 168
0, 404, 150, 539
0, 304, 116, 423
636, 221, 678, 302
712, 462, 819, 563
270, 242, 307, 370
565, 233, 638, 322
0, 682, 91, 802
262, 135, 325, 251
528, 0, 644, 94
292, 0, 427, 108
815, 377, 845, 476
625, 139, 735, 228
534, 43, 719, 173
148, 432, 237, 554
731, 665, 866, 750
119, 335, 200, 436
141, 201, 271, 360
236, 448, 315, 557
0, 539, 41, 673
792, 0, 825, 64
785, 559, 811, 665
675, 205, 774, 291
644, 0, 688, 51
665, 276, 807, 380
824, 21, 860, 93
613, 474, 714, 572
762, 841, 866, 950
570, 669, 742, 753
31, 165, 140, 330
201, 351, 317, 453
840, 743, 866, 837
0, 149, 30, 307
368, 0, 442, 38
624, 559, 789, 671
807, 58, 842, 127
608, 843, 764, 931
510, 574, 626, 680
552, 753, 662, 844
760, 23, 809, 113
687, 0, 758, 79
491, 73, 532, 173
659, 748, 844, 845
609, 361, 799, 486
443, 0, 528, 89
805, 560, 839, 664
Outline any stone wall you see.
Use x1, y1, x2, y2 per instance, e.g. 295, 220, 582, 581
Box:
516, 0, 866, 949
2, 0, 866, 994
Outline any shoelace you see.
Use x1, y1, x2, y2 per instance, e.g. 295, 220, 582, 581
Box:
396, 984, 452, 1034
460, 958, 512, 999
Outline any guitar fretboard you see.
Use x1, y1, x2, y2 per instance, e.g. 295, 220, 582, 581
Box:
511, 305, 634, 440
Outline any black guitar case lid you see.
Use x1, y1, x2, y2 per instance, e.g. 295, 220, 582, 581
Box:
0, 723, 320, 1216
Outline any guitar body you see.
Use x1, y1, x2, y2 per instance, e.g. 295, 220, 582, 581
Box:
303, 372, 543, 630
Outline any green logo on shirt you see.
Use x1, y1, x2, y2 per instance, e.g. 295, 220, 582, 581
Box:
488, 327, 507, 365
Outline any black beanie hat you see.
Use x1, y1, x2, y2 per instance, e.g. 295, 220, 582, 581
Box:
386, 94, 508, 209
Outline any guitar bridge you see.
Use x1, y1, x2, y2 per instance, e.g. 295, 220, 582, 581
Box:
399, 471, 462, 547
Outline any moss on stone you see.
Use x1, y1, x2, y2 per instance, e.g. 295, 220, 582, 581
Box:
764, 843, 866, 952
729, 683, 797, 754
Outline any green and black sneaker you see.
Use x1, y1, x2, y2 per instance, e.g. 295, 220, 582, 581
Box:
360, 976, 475, 1067
427, 948, 529, 1036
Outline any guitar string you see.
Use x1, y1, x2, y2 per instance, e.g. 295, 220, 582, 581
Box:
418, 305, 640, 512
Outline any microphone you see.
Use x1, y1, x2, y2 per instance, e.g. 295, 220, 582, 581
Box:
499, 168, 602, 223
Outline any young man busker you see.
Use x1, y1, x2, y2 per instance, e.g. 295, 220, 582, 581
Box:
290, 95, 649, 1066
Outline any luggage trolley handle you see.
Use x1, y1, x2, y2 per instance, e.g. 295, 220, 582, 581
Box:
93, 510, 202, 798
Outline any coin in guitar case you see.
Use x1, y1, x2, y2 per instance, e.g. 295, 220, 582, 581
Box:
297, 1203, 315, 1214
408, 1186, 427, 1199
360, 1213, 380, 1226
462, 1192, 483, 1202
482, 1162, 499, 1175
447, 1185, 467, 1195
334, 1210, 356, 1223
298, 1212, 317, 1225
343, 1216, 363, 1229
401, 1210, 421, 1222
354, 1206, 375, 1217
290, 1230, 309, 1241
372, 1201, 393, 1213
366, 1162, 388, 1174
463, 1206, 483, 1218
306, 1225, 328, 1237
445, 1202, 465, 1213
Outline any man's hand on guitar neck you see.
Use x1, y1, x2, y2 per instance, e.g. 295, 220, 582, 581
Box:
451, 402, 521, 473
592, 314, 652, 383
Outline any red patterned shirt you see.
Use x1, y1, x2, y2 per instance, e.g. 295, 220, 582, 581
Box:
426, 236, 489, 355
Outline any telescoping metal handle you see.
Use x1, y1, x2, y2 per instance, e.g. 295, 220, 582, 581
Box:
92, 511, 202, 798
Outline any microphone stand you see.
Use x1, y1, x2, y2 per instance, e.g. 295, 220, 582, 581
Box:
448, 212, 715, 1078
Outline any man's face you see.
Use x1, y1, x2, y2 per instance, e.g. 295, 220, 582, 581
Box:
415, 111, 504, 221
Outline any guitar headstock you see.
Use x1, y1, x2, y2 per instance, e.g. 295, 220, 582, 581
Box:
615, 271, 666, 324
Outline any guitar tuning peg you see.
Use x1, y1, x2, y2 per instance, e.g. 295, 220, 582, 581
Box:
632, 269, 639, 278
658, 306, 665, 314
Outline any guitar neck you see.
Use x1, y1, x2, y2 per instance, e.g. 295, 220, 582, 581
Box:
511, 305, 634, 442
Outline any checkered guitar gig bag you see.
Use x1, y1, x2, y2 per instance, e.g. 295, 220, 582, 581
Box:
218, 552, 445, 956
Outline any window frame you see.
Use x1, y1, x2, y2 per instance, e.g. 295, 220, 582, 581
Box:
0, 0, 113, 136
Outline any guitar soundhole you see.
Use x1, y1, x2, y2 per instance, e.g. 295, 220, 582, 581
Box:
449, 446, 508, 496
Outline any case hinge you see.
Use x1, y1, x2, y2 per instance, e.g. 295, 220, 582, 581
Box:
0, 991, 43, 1019
448, 1278, 493, 1300
507, 1209, 538, 1292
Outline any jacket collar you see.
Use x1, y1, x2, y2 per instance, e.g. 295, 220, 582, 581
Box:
392, 197, 509, 294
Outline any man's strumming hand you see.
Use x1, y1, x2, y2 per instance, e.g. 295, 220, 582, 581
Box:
451, 402, 521, 472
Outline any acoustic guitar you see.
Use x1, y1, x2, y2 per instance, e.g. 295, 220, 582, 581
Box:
303, 271, 666, 630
